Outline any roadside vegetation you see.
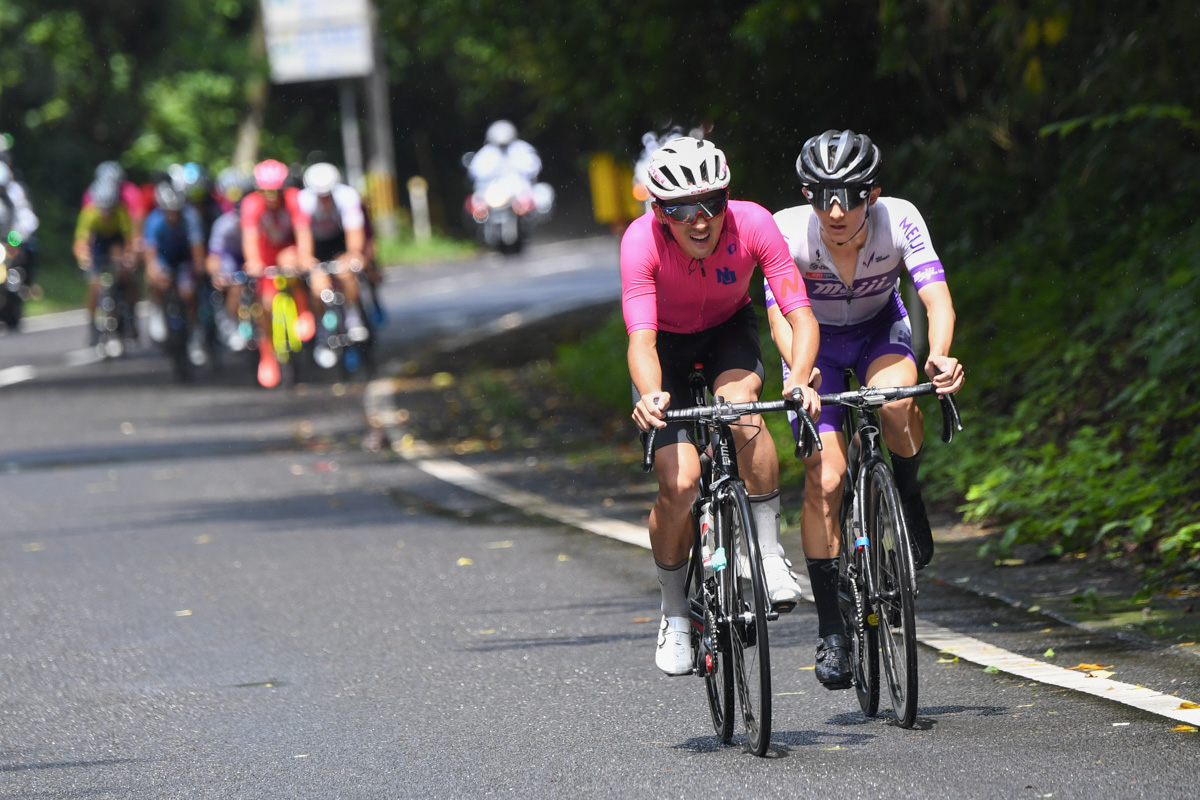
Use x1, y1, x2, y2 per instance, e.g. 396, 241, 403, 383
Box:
2, 1, 1197, 593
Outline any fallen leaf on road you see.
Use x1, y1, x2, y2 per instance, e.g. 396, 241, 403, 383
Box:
1043, 648, 1056, 658
1068, 663, 1113, 671
457, 557, 473, 566
937, 657, 959, 664
1171, 725, 1197, 733
557, 554, 570, 562
1178, 701, 1200, 710
633, 617, 652, 623
984, 665, 1000, 674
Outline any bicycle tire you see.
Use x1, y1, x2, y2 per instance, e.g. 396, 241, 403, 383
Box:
724, 482, 771, 756
838, 523, 880, 717
868, 461, 919, 727
693, 549, 734, 744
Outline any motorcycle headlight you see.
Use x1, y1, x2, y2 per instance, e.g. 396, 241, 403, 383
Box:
484, 182, 513, 209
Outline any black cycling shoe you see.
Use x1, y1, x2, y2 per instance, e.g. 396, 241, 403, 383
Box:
902, 493, 934, 570
814, 633, 853, 690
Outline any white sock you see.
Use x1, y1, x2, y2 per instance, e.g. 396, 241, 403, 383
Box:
655, 559, 689, 619
750, 490, 784, 559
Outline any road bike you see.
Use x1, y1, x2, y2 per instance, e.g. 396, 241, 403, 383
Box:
826, 375, 961, 728
641, 369, 818, 756
261, 265, 312, 388
312, 258, 376, 379
92, 256, 137, 359
159, 270, 191, 382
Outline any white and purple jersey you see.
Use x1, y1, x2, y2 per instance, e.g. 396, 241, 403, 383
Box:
764, 197, 945, 327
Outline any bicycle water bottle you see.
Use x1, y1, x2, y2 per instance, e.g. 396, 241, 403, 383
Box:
699, 500, 715, 569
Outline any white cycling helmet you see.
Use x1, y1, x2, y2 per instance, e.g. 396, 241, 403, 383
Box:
154, 182, 185, 212
485, 120, 518, 147
646, 137, 730, 201
303, 162, 341, 196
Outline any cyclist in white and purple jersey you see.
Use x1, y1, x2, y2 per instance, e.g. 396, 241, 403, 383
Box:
764, 129, 965, 691
622, 136, 822, 676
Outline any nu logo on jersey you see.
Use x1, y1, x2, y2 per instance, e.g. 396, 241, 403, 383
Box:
716, 266, 737, 285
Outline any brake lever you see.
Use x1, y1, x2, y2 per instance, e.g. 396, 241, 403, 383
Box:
939, 393, 963, 444
789, 388, 823, 458
641, 427, 658, 473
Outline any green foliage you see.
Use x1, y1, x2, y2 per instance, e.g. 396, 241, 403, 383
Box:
552, 310, 631, 414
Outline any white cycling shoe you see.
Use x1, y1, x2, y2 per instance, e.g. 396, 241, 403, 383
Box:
762, 555, 803, 613
655, 615, 692, 676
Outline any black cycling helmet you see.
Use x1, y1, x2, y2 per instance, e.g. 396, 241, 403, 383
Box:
795, 129, 881, 210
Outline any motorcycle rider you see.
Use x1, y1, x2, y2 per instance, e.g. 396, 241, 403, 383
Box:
466, 120, 542, 192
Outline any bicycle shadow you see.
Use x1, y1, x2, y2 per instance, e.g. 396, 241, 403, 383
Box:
673, 728, 878, 759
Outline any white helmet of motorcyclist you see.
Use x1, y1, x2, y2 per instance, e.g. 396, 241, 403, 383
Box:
646, 137, 730, 201
486, 120, 518, 147
303, 162, 341, 196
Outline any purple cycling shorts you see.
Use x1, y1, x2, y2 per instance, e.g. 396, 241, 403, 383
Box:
787, 302, 916, 441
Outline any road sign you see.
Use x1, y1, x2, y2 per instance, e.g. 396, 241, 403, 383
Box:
261, 0, 375, 84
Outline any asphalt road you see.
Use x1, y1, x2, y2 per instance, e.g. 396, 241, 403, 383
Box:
1, 238, 1197, 799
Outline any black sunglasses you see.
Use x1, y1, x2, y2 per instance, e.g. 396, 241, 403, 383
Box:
657, 191, 729, 224
802, 184, 872, 211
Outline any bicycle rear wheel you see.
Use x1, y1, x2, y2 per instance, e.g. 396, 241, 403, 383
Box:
725, 483, 771, 756
693, 560, 734, 744
869, 462, 919, 727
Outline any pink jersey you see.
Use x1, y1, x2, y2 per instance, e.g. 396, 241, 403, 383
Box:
621, 200, 810, 335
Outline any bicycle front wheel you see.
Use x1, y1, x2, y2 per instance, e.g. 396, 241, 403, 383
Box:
693, 565, 734, 744
868, 462, 919, 727
724, 483, 771, 756
838, 515, 879, 717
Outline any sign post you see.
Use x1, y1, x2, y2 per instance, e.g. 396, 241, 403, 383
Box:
260, 0, 397, 233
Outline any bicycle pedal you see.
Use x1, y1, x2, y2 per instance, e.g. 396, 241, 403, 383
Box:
770, 600, 797, 615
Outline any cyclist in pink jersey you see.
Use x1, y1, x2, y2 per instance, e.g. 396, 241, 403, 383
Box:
766, 130, 965, 690
621, 136, 822, 676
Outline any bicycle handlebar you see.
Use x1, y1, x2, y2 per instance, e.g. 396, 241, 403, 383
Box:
639, 383, 963, 473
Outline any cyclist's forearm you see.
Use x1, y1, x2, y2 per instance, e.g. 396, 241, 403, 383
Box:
919, 283, 956, 359
627, 330, 663, 396
767, 303, 792, 369
782, 307, 819, 386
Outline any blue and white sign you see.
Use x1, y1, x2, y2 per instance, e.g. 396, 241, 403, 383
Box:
261, 0, 375, 83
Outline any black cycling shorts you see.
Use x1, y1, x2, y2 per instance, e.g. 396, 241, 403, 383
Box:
635, 302, 765, 452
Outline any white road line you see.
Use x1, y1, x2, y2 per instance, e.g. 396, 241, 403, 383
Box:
370, 398, 1200, 726
0, 365, 36, 387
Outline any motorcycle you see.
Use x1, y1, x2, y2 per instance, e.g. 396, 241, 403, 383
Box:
462, 168, 554, 255
0, 237, 30, 331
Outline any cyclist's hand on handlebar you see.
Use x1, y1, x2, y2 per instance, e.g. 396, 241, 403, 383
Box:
783, 372, 822, 422
926, 355, 965, 395
632, 391, 670, 432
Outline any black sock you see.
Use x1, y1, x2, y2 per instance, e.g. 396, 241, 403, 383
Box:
890, 448, 923, 501
806, 557, 845, 639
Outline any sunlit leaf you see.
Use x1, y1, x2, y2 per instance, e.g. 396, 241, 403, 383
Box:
1043, 648, 1056, 658
1178, 701, 1200, 710
457, 557, 473, 566
1068, 663, 1113, 671
1171, 725, 1197, 733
